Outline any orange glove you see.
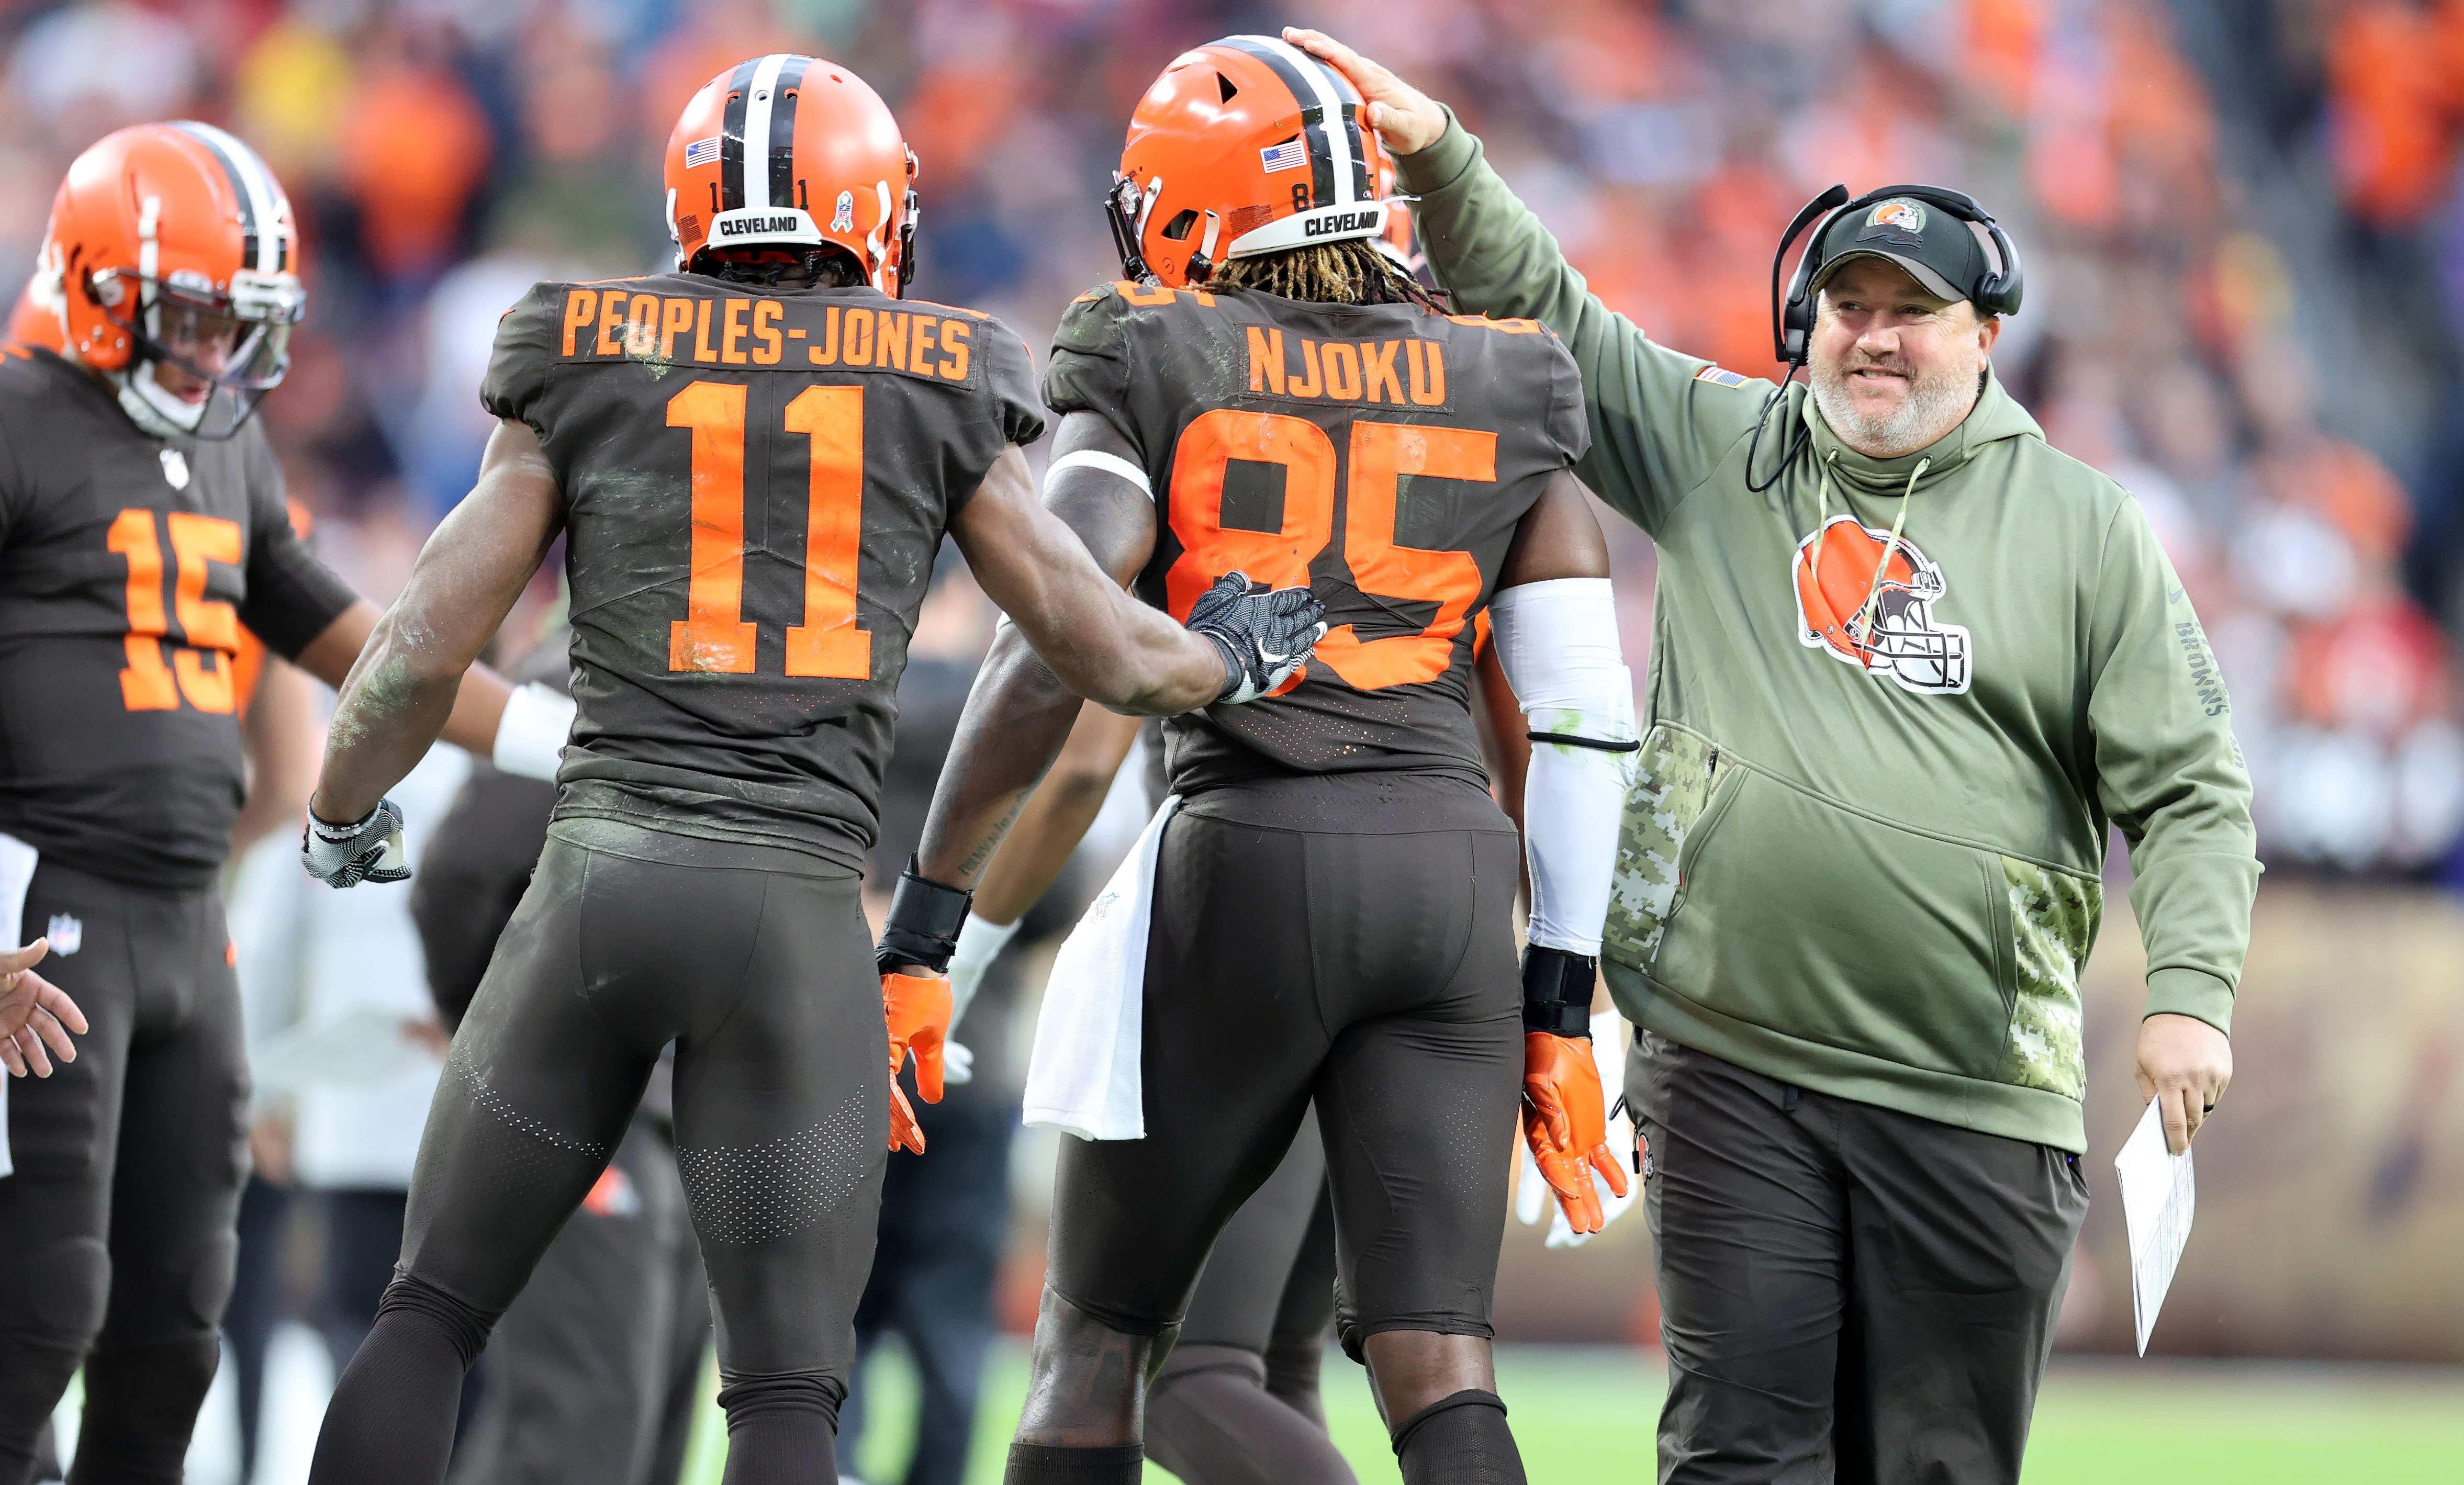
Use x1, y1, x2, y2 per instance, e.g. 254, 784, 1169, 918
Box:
882, 972, 953, 1153
1521, 1031, 1630, 1234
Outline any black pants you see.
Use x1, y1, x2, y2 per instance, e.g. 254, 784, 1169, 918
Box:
455, 1113, 708, 1485
1630, 1032, 2090, 1485
1048, 781, 1523, 1359
0, 859, 248, 1485
307, 817, 886, 1485
224, 1174, 292, 1485
1147, 1113, 1352, 1485
844, 1085, 1015, 1485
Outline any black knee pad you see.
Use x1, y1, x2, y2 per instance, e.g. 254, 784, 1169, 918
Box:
1391, 1389, 1524, 1485
714, 1374, 842, 1485
374, 1272, 497, 1369
1003, 1443, 1145, 1485
715, 1371, 844, 1432
66, 1332, 222, 1482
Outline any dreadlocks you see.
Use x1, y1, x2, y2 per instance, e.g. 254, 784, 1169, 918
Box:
1206, 238, 1448, 312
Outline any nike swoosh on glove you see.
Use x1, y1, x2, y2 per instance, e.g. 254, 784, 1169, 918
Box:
1184, 570, 1328, 704
882, 971, 954, 1153
1521, 1031, 1630, 1234
301, 798, 411, 888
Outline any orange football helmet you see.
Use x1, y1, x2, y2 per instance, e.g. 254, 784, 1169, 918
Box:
8, 286, 62, 352
38, 121, 303, 438
1110, 35, 1392, 289
664, 54, 919, 296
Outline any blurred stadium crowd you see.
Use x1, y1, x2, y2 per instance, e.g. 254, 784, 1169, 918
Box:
5, 0, 2462, 881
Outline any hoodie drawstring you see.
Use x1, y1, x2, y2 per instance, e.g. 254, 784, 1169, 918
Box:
1853, 457, 1930, 640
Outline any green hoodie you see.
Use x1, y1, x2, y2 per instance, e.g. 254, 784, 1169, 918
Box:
1399, 119, 2257, 1152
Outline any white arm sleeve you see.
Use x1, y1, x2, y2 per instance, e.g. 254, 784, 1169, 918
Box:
1489, 578, 1636, 956
491, 683, 576, 782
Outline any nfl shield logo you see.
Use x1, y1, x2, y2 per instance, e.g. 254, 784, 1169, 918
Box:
46, 914, 81, 956
160, 448, 189, 489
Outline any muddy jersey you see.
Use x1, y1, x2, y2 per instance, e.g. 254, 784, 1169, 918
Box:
1044, 282, 1587, 796
481, 274, 1044, 872
0, 348, 355, 886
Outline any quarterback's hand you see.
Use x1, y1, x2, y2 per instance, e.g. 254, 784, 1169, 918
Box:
1186, 572, 1327, 704
301, 798, 411, 888
1284, 29, 1449, 155
1, 938, 86, 1078
2136, 1012, 2231, 1155
1521, 1031, 1629, 1234
883, 970, 954, 1105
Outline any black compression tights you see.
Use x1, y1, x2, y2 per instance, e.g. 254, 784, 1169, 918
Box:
1147, 1345, 1355, 1485
313, 1277, 844, 1485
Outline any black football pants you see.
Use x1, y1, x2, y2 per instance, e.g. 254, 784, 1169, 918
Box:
0, 859, 248, 1485
1630, 1031, 2090, 1485
455, 1111, 709, 1485
307, 817, 887, 1485
1147, 1112, 1353, 1485
1046, 793, 1524, 1359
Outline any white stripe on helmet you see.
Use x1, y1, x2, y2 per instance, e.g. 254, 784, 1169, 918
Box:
175, 121, 288, 274
1245, 34, 1359, 208
739, 53, 792, 212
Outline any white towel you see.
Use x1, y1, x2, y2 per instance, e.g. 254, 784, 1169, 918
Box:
0, 830, 41, 1180
1022, 796, 1179, 1141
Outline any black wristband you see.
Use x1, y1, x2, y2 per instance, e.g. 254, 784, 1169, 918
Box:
876, 858, 972, 974
1525, 732, 1641, 753
1521, 945, 1596, 1036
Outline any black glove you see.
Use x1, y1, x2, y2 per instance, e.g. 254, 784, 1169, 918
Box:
1185, 571, 1327, 704
301, 798, 411, 888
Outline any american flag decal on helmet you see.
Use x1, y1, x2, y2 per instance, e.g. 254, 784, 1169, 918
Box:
685, 137, 721, 168
1260, 139, 1307, 173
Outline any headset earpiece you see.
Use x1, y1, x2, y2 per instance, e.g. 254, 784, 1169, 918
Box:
1769, 183, 1850, 366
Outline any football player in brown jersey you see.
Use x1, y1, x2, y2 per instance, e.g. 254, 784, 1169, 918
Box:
0, 123, 559, 1480
898, 36, 1639, 1485
291, 56, 1323, 1485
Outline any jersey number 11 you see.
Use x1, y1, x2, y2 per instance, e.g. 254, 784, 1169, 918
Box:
665, 379, 870, 680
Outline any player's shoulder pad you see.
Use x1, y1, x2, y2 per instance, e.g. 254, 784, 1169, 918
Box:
1054, 279, 1225, 355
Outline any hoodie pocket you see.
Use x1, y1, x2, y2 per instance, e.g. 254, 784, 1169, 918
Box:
1645, 767, 2019, 1083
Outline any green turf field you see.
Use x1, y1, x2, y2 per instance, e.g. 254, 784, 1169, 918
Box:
687, 1341, 2464, 1483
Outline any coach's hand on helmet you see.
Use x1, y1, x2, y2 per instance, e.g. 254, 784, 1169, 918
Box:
301, 797, 411, 889
1283, 29, 1449, 155
1, 938, 87, 1079
1521, 1031, 1630, 1235
1185, 571, 1327, 705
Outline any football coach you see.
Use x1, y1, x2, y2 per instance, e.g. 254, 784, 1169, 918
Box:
1293, 29, 2256, 1485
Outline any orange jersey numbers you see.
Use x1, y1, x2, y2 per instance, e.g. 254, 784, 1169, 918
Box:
1163, 410, 1337, 618
1164, 413, 1498, 692
107, 508, 242, 713
665, 379, 873, 679
1315, 423, 1495, 690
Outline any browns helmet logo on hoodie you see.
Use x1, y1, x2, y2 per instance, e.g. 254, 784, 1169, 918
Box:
1791, 515, 1972, 695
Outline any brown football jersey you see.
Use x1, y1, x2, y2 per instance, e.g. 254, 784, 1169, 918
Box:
1044, 281, 1588, 796
480, 273, 1045, 872
0, 347, 356, 885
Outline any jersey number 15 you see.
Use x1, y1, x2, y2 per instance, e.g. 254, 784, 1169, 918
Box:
664, 380, 870, 679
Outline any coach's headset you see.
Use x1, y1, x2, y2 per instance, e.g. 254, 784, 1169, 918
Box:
1744, 182, 2025, 491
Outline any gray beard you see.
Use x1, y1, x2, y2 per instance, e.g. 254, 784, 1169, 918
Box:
1811, 357, 1978, 458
